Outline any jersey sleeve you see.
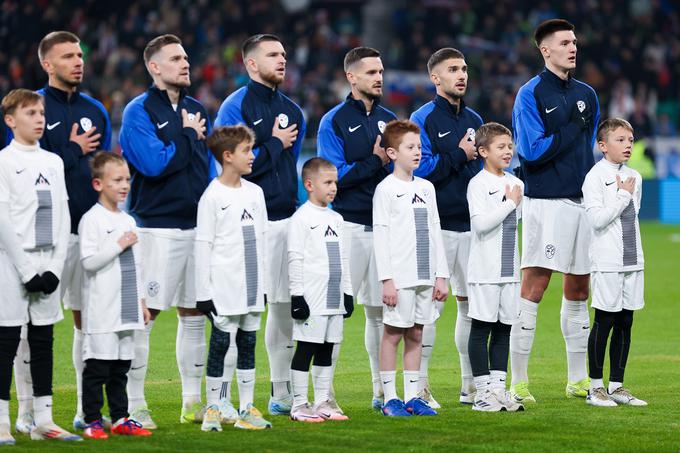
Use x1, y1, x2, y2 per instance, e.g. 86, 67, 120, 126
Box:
582, 170, 632, 231
194, 191, 216, 301
339, 219, 352, 296
79, 215, 122, 273
426, 183, 449, 279
257, 187, 268, 297
372, 184, 392, 281
467, 179, 516, 235
47, 166, 71, 277
287, 213, 306, 297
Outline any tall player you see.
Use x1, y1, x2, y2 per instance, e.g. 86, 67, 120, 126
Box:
119, 34, 215, 428
214, 34, 305, 415
11, 31, 112, 432
410, 48, 482, 406
317, 47, 396, 409
510, 19, 600, 403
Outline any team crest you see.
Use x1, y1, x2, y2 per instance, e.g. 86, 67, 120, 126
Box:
278, 113, 289, 128
467, 127, 476, 140
187, 112, 196, 121
545, 244, 556, 259
241, 209, 254, 221
80, 117, 92, 132
35, 173, 50, 186
412, 194, 426, 204
378, 121, 386, 133
577, 100, 586, 113
147, 281, 160, 298
324, 226, 338, 237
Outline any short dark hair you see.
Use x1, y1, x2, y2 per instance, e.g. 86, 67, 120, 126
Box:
207, 125, 256, 164
38, 31, 80, 62
241, 34, 282, 60
301, 157, 336, 183
597, 118, 634, 143
383, 119, 420, 151
427, 47, 465, 74
2, 89, 43, 116
144, 34, 182, 65
534, 19, 575, 47
90, 152, 127, 180
343, 47, 381, 72
475, 122, 512, 153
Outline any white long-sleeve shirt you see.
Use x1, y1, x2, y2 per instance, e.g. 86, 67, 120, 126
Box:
195, 178, 267, 315
582, 158, 644, 272
0, 140, 70, 281
79, 203, 144, 334
373, 174, 449, 289
287, 201, 351, 315
467, 169, 523, 284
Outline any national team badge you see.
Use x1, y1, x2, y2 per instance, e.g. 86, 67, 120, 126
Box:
577, 100, 586, 113
278, 113, 289, 128
545, 244, 556, 259
467, 127, 476, 141
378, 121, 386, 133
80, 117, 92, 132
147, 281, 160, 297
187, 112, 196, 121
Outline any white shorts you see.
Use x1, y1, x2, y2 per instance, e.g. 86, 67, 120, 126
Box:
82, 330, 135, 361
139, 228, 196, 311
521, 197, 591, 275
293, 314, 343, 344
213, 312, 261, 333
342, 222, 381, 307
0, 248, 64, 327
267, 219, 290, 303
591, 271, 644, 312
441, 230, 470, 298
61, 234, 83, 311
468, 282, 521, 325
383, 286, 439, 328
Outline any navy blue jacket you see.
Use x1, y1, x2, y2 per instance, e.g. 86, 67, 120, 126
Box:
5, 86, 112, 234
119, 86, 215, 229
411, 95, 483, 231
215, 80, 306, 221
317, 95, 397, 226
513, 68, 600, 198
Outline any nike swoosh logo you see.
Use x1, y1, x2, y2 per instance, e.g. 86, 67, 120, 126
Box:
293, 308, 302, 312
130, 365, 145, 370
23, 360, 30, 364
582, 326, 590, 330
253, 119, 263, 125
349, 125, 361, 132
382, 381, 391, 385
16, 168, 26, 174
438, 131, 451, 138
409, 379, 419, 383
241, 379, 254, 384
489, 190, 499, 195
545, 106, 558, 114
221, 205, 230, 210
520, 326, 535, 330
106, 229, 114, 234
194, 363, 204, 367
605, 181, 615, 186
396, 193, 406, 198
286, 345, 294, 349
157, 121, 169, 129
46, 122, 61, 130
310, 225, 319, 229
210, 387, 221, 391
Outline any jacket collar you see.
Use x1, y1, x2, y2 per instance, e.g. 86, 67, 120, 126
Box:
541, 67, 572, 89
345, 93, 381, 115
44, 84, 80, 104
149, 85, 187, 106
434, 94, 466, 117
248, 79, 278, 101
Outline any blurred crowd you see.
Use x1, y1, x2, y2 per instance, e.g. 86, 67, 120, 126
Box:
0, 0, 678, 147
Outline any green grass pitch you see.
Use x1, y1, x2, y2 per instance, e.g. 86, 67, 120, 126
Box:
8, 222, 680, 451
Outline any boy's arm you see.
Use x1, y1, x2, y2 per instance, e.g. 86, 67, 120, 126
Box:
429, 196, 450, 279
372, 187, 392, 281
340, 221, 352, 296
467, 182, 516, 235
258, 190, 268, 300
583, 173, 632, 231
46, 169, 71, 277
79, 215, 124, 273
194, 194, 215, 302
0, 202, 37, 282
287, 215, 305, 297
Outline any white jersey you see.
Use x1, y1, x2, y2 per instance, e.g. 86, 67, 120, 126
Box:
0, 140, 69, 252
373, 174, 448, 289
467, 169, 524, 284
79, 203, 144, 334
195, 178, 267, 315
582, 159, 644, 272
288, 201, 351, 315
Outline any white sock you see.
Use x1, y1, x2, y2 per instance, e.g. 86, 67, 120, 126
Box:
455, 300, 473, 392
205, 376, 222, 406
236, 369, 256, 412
590, 378, 604, 392
489, 370, 507, 392
0, 400, 9, 425
222, 338, 237, 403
365, 306, 384, 397
33, 395, 53, 426
264, 303, 294, 398
176, 315, 206, 407
380, 370, 398, 403
560, 297, 589, 383
608, 381, 623, 394
474, 375, 490, 393
13, 330, 32, 416
330, 343, 340, 397
510, 298, 538, 385
420, 322, 435, 391
403, 370, 419, 402
128, 319, 153, 411
72, 327, 84, 415
311, 365, 332, 406
291, 369, 309, 408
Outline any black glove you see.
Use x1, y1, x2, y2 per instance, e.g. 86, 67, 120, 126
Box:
196, 300, 217, 319
264, 294, 268, 306
41, 271, 60, 295
291, 295, 310, 320
23, 274, 44, 293
569, 102, 592, 131
343, 294, 354, 319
